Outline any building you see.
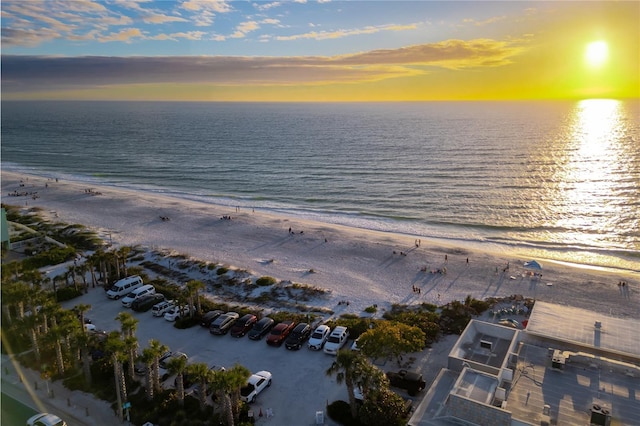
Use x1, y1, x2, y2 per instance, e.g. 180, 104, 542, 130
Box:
409, 301, 640, 426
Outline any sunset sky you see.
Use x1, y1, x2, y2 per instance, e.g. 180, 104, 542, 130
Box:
2, 1, 638, 101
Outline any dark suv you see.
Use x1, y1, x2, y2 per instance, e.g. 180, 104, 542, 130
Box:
285, 323, 311, 350
131, 293, 165, 312
248, 317, 274, 340
200, 310, 224, 328
230, 314, 258, 337
386, 370, 426, 396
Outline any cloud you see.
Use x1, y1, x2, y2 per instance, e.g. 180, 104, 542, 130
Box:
180, 0, 232, 26
253, 2, 282, 12
97, 28, 145, 43
1, 38, 526, 92
337, 39, 524, 69
231, 20, 260, 38
150, 31, 207, 41
276, 23, 418, 41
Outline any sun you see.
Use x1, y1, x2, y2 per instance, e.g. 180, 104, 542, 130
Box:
585, 41, 608, 68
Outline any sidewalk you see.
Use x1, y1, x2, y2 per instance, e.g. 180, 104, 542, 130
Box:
1, 353, 125, 426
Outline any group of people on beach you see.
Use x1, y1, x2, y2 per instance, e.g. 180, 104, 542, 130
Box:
617, 281, 631, 300
159, 215, 170, 221
6, 190, 38, 198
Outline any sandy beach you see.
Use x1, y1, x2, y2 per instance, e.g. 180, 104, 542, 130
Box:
2, 170, 638, 319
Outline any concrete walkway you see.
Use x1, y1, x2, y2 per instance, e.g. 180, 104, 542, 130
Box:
1, 353, 125, 426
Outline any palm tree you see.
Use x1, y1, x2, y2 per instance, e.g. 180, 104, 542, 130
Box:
75, 328, 93, 387
354, 362, 388, 402
209, 365, 251, 426
185, 280, 205, 316
326, 349, 369, 419
65, 264, 78, 291
147, 339, 169, 393
45, 316, 67, 376
116, 312, 139, 379
227, 364, 251, 425
166, 354, 188, 406
186, 362, 212, 411
75, 262, 89, 293
105, 331, 127, 422
118, 246, 132, 277
85, 252, 99, 288
140, 348, 155, 401
74, 303, 91, 333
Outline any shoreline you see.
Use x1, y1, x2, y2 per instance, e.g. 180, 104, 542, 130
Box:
2, 170, 638, 319
3, 165, 637, 275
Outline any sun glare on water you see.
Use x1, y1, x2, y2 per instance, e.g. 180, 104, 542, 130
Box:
585, 41, 608, 68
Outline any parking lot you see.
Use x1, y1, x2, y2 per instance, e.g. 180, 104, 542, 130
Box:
62, 287, 362, 425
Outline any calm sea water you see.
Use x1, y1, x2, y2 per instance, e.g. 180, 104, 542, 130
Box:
2, 100, 639, 272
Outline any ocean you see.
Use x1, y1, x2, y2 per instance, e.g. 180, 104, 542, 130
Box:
2, 100, 639, 273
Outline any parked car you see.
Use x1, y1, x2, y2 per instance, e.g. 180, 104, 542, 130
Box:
354, 386, 413, 414
134, 350, 171, 377
131, 293, 165, 312
247, 317, 274, 340
307, 325, 331, 350
240, 370, 272, 403
266, 320, 296, 346
498, 318, 520, 329
26, 413, 67, 426
200, 310, 224, 328
152, 299, 176, 317
350, 337, 362, 351
386, 369, 426, 396
285, 323, 311, 350
230, 314, 258, 337
179, 364, 225, 389
323, 326, 349, 355
209, 312, 239, 335
164, 305, 192, 322
159, 351, 188, 380
121, 284, 156, 308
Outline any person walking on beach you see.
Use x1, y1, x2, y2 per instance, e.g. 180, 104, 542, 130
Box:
445, 254, 448, 263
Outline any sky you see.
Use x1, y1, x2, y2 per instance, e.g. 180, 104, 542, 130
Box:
1, 1, 639, 101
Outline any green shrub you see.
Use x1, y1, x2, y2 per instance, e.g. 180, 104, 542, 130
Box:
327, 400, 361, 426
216, 266, 229, 275
256, 276, 276, 286
56, 287, 83, 301
22, 246, 77, 269
174, 316, 199, 329
364, 305, 377, 314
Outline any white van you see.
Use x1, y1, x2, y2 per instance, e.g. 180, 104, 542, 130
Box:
106, 276, 144, 300
121, 284, 156, 308
152, 299, 176, 317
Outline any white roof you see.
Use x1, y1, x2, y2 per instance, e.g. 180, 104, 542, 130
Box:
526, 301, 640, 359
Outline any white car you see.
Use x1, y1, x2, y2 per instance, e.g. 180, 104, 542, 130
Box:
158, 351, 188, 381
164, 305, 191, 322
26, 413, 67, 426
152, 299, 176, 317
323, 326, 349, 355
308, 325, 331, 350
240, 370, 272, 403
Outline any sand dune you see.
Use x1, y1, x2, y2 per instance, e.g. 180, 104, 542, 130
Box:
2, 170, 638, 319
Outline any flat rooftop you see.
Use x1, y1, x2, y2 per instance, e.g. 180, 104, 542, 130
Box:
462, 333, 512, 369
453, 369, 498, 405
509, 342, 640, 425
526, 301, 640, 361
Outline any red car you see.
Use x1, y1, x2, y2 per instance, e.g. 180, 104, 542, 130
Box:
230, 314, 258, 337
266, 320, 296, 346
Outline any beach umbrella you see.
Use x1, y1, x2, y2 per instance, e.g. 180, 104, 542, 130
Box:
524, 260, 542, 270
